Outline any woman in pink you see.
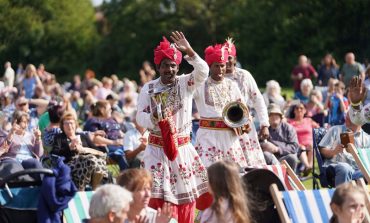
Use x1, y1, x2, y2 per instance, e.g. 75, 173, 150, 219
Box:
288, 102, 319, 175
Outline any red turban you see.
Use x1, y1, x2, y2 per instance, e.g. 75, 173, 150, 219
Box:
154, 37, 182, 65
223, 37, 236, 57
204, 44, 229, 66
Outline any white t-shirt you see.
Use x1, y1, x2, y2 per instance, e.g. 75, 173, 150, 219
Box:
124, 129, 148, 160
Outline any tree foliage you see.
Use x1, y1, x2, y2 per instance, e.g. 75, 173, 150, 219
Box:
1, 0, 369, 86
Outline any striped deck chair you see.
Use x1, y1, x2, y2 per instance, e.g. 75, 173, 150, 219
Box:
347, 144, 370, 183
270, 183, 335, 223
63, 191, 94, 223
246, 160, 305, 190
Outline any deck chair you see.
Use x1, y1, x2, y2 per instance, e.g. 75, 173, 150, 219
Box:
270, 181, 370, 223
346, 144, 370, 183
313, 128, 335, 188
63, 191, 94, 223
245, 160, 305, 190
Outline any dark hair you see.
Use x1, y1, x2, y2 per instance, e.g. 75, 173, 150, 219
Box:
91, 100, 110, 117
48, 105, 66, 124
288, 102, 306, 119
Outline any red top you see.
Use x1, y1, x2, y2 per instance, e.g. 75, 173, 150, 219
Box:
288, 118, 313, 147
291, 64, 317, 91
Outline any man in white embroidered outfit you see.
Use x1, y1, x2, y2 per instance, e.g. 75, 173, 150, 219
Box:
194, 44, 248, 168
136, 31, 211, 223
223, 38, 269, 166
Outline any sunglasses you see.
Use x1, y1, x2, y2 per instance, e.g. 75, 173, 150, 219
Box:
18, 103, 28, 107
295, 106, 305, 110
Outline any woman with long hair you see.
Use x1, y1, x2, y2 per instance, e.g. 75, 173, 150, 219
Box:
318, 53, 340, 86
201, 160, 251, 223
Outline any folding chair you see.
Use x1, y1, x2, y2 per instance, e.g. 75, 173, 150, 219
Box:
346, 144, 370, 183
245, 160, 305, 190
312, 128, 335, 189
63, 191, 94, 223
271, 181, 370, 223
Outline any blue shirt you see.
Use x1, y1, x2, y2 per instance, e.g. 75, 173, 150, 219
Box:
328, 95, 348, 125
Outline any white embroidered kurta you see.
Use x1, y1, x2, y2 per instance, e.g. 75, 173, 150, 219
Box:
136, 54, 209, 205
225, 67, 267, 165
194, 77, 248, 168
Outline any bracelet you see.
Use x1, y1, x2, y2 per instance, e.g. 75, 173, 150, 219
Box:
350, 101, 362, 107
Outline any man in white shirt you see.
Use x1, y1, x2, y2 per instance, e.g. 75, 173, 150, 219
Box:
3, 61, 15, 88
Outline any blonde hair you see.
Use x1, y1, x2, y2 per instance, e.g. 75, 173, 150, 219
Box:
207, 161, 251, 223
116, 169, 153, 192
330, 183, 366, 223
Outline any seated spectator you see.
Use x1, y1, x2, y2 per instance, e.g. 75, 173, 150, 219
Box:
263, 80, 286, 110
326, 81, 349, 126
0, 111, 43, 180
51, 112, 108, 190
96, 77, 114, 100
306, 89, 326, 126
317, 53, 339, 86
319, 113, 369, 186
117, 169, 174, 223
294, 78, 313, 104
261, 104, 299, 171
16, 96, 48, 131
84, 100, 127, 171
123, 114, 148, 168
201, 160, 251, 223
88, 184, 132, 223
288, 102, 319, 175
330, 183, 366, 223
322, 77, 339, 104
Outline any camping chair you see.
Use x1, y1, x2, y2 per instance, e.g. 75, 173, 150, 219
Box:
63, 191, 94, 223
244, 160, 305, 190
346, 144, 370, 183
312, 128, 335, 189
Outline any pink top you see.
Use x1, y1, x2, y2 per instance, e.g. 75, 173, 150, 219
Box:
288, 118, 313, 147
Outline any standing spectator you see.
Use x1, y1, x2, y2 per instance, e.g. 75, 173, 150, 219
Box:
288, 102, 320, 175
21, 64, 43, 99
322, 77, 339, 103
294, 78, 313, 104
3, 61, 15, 88
68, 74, 82, 93
340, 52, 365, 86
317, 53, 340, 86
201, 160, 251, 223
263, 80, 286, 110
261, 104, 299, 170
326, 81, 349, 126
291, 55, 318, 93
37, 64, 51, 83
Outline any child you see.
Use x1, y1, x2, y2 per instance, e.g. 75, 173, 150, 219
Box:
201, 160, 251, 223
330, 183, 366, 223
326, 81, 349, 125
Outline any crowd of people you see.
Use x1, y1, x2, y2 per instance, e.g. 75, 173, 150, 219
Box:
0, 31, 369, 223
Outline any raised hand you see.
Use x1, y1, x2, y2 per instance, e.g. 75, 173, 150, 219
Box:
348, 76, 366, 104
170, 31, 194, 57
156, 202, 173, 223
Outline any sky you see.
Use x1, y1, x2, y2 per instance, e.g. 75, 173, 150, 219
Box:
91, 0, 103, 6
